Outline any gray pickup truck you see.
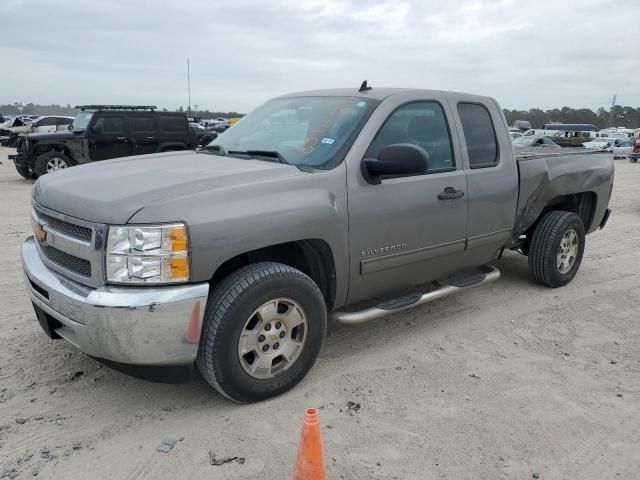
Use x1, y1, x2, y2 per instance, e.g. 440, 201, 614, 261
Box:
22, 86, 614, 402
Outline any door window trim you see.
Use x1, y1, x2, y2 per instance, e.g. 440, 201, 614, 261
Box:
365, 99, 457, 177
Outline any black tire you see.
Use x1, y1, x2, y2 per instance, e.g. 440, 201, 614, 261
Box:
34, 151, 74, 177
630, 158, 638, 163
528, 211, 585, 288
197, 262, 327, 403
14, 164, 34, 179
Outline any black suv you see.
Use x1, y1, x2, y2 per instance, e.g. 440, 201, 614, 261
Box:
10, 106, 194, 178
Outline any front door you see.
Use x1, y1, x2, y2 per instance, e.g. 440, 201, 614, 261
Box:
89, 113, 131, 161
346, 95, 468, 303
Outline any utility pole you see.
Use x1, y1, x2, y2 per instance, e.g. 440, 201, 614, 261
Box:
607, 93, 616, 128
187, 57, 192, 116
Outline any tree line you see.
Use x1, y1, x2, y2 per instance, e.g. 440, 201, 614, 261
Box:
0, 102, 243, 119
503, 105, 640, 130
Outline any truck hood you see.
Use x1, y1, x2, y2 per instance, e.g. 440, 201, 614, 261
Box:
33, 151, 305, 224
27, 131, 77, 141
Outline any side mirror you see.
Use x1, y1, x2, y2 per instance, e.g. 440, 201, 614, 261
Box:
67, 124, 73, 131
361, 143, 429, 185
91, 125, 102, 134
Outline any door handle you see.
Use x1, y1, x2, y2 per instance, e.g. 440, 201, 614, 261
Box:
116, 136, 127, 143
438, 187, 465, 200
146, 136, 156, 140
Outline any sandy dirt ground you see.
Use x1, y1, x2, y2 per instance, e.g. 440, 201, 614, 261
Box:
0, 145, 638, 479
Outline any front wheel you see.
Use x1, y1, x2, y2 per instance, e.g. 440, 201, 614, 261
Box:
14, 164, 34, 179
528, 211, 585, 288
34, 151, 74, 176
197, 262, 327, 403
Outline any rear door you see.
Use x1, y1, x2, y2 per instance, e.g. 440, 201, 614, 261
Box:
447, 96, 518, 260
128, 112, 159, 155
346, 93, 469, 303
88, 113, 131, 160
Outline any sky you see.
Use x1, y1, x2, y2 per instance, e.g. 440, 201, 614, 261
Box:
2, 0, 639, 113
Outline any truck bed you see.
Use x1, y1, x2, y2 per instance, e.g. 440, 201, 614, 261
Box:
513, 149, 614, 239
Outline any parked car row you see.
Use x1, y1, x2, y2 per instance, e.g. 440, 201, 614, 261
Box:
509, 126, 638, 161
9, 106, 195, 178
512, 135, 561, 149
1, 115, 74, 147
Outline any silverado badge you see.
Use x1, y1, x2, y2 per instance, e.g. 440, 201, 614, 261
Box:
34, 223, 47, 243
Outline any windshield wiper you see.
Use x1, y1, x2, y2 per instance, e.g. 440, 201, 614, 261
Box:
202, 144, 227, 156
228, 149, 289, 165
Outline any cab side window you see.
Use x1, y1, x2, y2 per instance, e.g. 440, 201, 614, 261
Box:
159, 115, 188, 133
365, 102, 455, 173
36, 117, 57, 127
457, 103, 498, 168
93, 115, 125, 133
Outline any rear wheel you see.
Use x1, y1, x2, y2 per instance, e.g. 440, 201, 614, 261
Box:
34, 152, 74, 176
630, 157, 638, 163
528, 211, 585, 288
197, 262, 327, 403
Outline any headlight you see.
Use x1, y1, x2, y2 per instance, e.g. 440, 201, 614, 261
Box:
106, 223, 189, 284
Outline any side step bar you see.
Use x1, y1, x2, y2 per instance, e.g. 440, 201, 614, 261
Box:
331, 265, 500, 325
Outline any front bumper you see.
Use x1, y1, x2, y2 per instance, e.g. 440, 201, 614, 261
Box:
22, 236, 209, 366
599, 208, 612, 229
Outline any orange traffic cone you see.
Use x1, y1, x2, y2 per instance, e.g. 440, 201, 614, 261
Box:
290, 408, 326, 480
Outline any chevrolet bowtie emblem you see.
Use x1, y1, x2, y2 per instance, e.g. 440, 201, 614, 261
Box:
268, 334, 278, 341
34, 223, 47, 243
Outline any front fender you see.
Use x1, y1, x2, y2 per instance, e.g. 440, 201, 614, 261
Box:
128, 166, 350, 306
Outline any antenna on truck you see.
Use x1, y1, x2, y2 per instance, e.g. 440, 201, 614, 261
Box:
359, 80, 372, 92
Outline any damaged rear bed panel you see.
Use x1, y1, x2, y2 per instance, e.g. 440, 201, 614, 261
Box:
514, 150, 614, 237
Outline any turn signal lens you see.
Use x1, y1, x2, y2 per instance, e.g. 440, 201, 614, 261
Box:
168, 226, 188, 253
170, 257, 189, 281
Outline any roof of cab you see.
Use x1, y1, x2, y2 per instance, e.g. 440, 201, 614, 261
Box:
277, 87, 496, 105
278, 88, 415, 101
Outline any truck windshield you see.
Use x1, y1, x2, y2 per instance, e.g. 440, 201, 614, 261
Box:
207, 96, 378, 169
72, 112, 93, 132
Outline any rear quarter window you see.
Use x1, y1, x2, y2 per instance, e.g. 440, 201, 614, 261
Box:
128, 114, 157, 132
159, 115, 188, 133
457, 103, 499, 169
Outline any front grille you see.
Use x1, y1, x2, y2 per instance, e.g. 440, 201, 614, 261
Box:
16, 136, 25, 152
41, 245, 92, 277
38, 211, 92, 242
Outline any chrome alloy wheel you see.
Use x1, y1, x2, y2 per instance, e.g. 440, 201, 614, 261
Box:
557, 229, 579, 274
237, 298, 308, 379
47, 157, 68, 172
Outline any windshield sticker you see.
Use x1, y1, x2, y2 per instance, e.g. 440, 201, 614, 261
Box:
320, 137, 335, 145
